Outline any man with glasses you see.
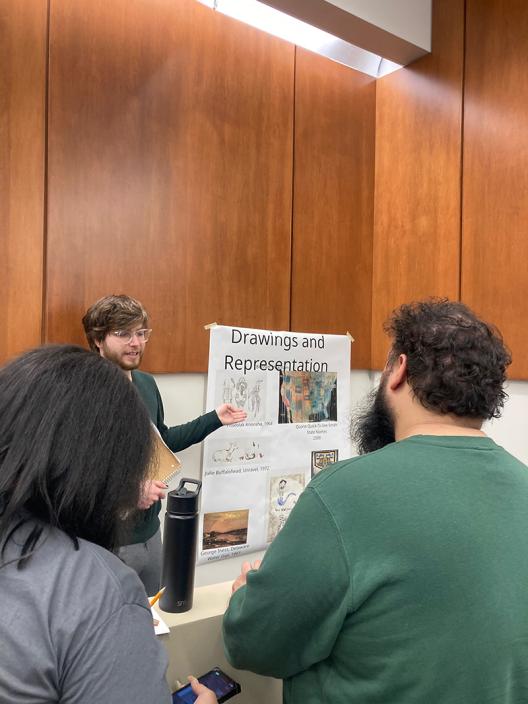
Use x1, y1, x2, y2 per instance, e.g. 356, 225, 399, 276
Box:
82, 294, 246, 594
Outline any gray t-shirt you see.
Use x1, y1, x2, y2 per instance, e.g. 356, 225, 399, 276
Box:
0, 520, 171, 703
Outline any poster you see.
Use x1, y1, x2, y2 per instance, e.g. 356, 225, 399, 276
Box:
198, 325, 352, 563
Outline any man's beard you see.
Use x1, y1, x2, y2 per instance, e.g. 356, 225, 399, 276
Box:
100, 343, 143, 371
351, 377, 396, 455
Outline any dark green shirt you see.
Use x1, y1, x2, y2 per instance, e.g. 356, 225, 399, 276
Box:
127, 370, 221, 544
223, 435, 528, 703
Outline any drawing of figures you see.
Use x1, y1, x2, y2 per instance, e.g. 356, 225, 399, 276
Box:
276, 479, 298, 508
248, 379, 263, 418
251, 441, 263, 460
267, 473, 305, 542
209, 437, 265, 465
223, 377, 236, 405
235, 377, 248, 408
239, 441, 264, 461
212, 442, 239, 464
216, 373, 266, 419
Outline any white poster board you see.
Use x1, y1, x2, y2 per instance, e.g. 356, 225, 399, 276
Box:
198, 325, 352, 564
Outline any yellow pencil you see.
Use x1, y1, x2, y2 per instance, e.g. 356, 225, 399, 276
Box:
149, 587, 165, 607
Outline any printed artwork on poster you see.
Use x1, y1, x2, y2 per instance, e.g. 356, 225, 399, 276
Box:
209, 437, 266, 465
278, 371, 337, 424
311, 449, 339, 477
198, 325, 352, 564
216, 372, 267, 421
202, 509, 249, 551
267, 473, 305, 542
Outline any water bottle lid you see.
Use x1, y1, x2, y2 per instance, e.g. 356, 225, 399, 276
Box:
167, 477, 202, 515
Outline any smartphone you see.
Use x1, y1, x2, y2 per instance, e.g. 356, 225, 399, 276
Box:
172, 667, 241, 704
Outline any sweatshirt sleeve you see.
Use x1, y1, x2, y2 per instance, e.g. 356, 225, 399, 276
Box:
222, 486, 351, 679
155, 383, 222, 452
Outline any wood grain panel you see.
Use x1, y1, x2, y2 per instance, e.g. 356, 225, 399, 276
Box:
0, 0, 47, 364
371, 0, 464, 369
291, 48, 375, 369
462, 0, 528, 379
46, 0, 294, 371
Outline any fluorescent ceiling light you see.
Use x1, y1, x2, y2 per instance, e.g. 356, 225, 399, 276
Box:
197, 0, 402, 77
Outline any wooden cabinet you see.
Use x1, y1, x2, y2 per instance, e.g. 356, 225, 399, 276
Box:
291, 48, 375, 370
0, 0, 47, 364
462, 0, 528, 378
371, 0, 464, 368
46, 0, 294, 371
4, 0, 528, 378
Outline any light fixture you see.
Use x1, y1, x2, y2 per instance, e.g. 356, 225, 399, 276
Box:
196, 0, 430, 78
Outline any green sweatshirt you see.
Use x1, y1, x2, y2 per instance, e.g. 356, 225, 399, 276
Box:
223, 435, 528, 703
128, 370, 221, 544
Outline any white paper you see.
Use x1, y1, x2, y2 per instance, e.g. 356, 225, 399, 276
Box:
151, 606, 170, 635
198, 325, 352, 564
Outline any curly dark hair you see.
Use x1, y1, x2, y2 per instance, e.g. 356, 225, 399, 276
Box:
384, 299, 511, 420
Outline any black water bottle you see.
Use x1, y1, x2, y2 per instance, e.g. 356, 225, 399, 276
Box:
160, 477, 202, 613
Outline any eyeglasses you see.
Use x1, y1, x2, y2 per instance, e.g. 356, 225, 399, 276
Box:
111, 328, 152, 343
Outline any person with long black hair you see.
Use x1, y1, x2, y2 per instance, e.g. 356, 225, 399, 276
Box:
0, 345, 216, 703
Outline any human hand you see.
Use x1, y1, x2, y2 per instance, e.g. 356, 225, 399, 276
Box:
137, 479, 167, 510
231, 559, 262, 594
215, 403, 247, 425
188, 676, 218, 704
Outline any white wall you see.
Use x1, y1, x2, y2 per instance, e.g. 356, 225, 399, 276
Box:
154, 370, 528, 587
484, 381, 528, 466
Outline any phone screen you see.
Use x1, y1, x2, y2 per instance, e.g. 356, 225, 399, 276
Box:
172, 668, 239, 703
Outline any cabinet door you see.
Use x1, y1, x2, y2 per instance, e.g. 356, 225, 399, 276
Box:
291, 48, 375, 370
0, 0, 47, 363
46, 0, 294, 371
371, 0, 464, 368
462, 0, 528, 379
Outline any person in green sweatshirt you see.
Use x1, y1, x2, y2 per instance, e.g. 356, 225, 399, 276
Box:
223, 298, 528, 704
82, 294, 246, 595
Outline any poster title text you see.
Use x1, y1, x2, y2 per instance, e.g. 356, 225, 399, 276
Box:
224, 328, 329, 374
